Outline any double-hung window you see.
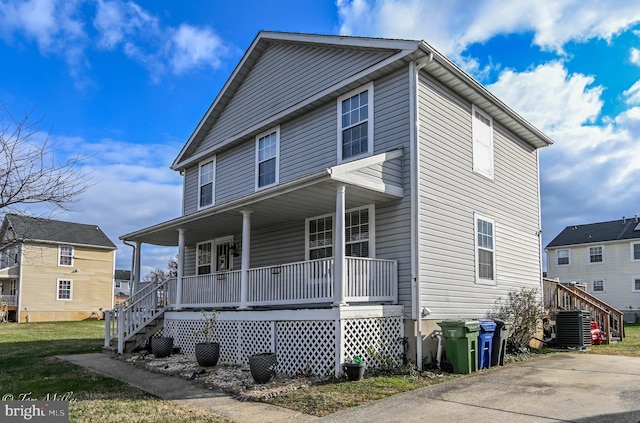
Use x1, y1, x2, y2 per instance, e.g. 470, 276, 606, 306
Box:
256, 128, 279, 189
197, 242, 213, 275
59, 245, 73, 266
589, 246, 603, 264
307, 215, 334, 260
57, 279, 72, 300
633, 277, 640, 292
199, 158, 215, 209
338, 83, 373, 162
472, 105, 494, 179
632, 242, 640, 261
592, 280, 605, 293
557, 249, 570, 266
306, 205, 374, 260
475, 215, 496, 284
345, 207, 370, 257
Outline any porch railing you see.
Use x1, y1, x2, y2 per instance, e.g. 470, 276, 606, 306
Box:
0, 295, 17, 306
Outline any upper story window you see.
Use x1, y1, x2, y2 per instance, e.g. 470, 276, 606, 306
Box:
255, 127, 279, 190
472, 105, 494, 180
199, 158, 215, 209
632, 242, 640, 261
589, 246, 604, 264
59, 245, 74, 267
475, 215, 496, 284
338, 83, 374, 163
557, 249, 570, 266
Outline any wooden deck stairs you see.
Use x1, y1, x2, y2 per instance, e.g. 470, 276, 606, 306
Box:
543, 278, 625, 344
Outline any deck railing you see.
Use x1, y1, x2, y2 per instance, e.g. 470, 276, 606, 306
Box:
543, 278, 625, 343
0, 295, 17, 306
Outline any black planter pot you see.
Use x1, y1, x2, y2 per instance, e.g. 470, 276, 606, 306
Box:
343, 362, 365, 381
151, 337, 174, 358
248, 352, 277, 384
195, 342, 220, 367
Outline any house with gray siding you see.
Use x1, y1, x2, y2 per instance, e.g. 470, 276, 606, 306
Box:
108, 31, 553, 375
546, 217, 640, 323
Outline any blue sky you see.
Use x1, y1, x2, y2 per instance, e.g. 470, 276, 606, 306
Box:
1, 0, 640, 276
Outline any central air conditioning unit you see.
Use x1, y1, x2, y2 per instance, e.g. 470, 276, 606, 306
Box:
555, 310, 591, 348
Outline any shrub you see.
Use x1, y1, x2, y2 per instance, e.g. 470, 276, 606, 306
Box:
490, 288, 545, 353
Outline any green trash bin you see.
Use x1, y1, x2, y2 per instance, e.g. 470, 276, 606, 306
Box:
437, 320, 480, 374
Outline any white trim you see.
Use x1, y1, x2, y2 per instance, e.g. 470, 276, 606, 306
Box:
196, 235, 235, 275
474, 213, 496, 285
591, 279, 606, 294
632, 276, 640, 293
56, 278, 73, 301
255, 126, 280, 191
471, 104, 494, 180
197, 157, 216, 210
557, 248, 571, 266
588, 245, 605, 264
337, 82, 374, 164
631, 241, 640, 262
58, 245, 74, 267
305, 212, 334, 262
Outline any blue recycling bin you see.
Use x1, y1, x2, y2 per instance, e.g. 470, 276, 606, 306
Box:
477, 318, 496, 369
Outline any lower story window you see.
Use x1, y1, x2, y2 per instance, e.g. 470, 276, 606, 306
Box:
57, 279, 72, 300
592, 280, 605, 293
197, 242, 212, 275
308, 215, 333, 260
633, 277, 640, 292
345, 208, 369, 257
475, 215, 496, 284
306, 205, 373, 260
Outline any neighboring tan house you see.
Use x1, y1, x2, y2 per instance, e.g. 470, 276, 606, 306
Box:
0, 214, 116, 322
546, 216, 640, 323
114, 269, 132, 305
107, 31, 553, 374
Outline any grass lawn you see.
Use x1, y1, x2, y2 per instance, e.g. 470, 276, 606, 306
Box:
1, 321, 638, 421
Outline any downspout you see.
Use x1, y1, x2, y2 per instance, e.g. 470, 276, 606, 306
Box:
123, 240, 136, 297
410, 52, 433, 370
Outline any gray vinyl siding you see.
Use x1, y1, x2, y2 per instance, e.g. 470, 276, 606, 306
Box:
183, 167, 198, 215
194, 43, 394, 155
418, 72, 541, 319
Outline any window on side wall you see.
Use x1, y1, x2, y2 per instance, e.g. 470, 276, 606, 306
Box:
255, 127, 279, 189
338, 83, 373, 162
472, 105, 494, 180
632, 242, 640, 261
633, 277, 640, 292
198, 158, 215, 209
475, 215, 496, 284
589, 246, 604, 264
57, 279, 72, 300
557, 249, 570, 265
592, 280, 605, 293
59, 245, 73, 267
197, 242, 213, 275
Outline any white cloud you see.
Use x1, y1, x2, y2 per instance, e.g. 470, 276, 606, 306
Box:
631, 48, 640, 66
337, 0, 640, 57
623, 80, 640, 104
168, 24, 228, 74
93, 0, 158, 50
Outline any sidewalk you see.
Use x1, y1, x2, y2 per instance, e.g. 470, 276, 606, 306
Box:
59, 353, 316, 423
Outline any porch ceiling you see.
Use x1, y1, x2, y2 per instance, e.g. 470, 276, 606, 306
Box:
121, 162, 404, 247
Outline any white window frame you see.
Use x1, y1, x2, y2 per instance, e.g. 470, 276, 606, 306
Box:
196, 236, 234, 275
475, 213, 496, 285
58, 245, 74, 267
305, 205, 375, 261
255, 127, 280, 190
57, 278, 73, 301
198, 157, 216, 210
631, 242, 640, 262
557, 249, 570, 266
115, 280, 122, 289
472, 104, 494, 180
592, 279, 606, 293
589, 245, 604, 264
337, 82, 374, 163
632, 276, 640, 293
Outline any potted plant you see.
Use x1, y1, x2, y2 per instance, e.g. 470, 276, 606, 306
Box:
343, 355, 365, 381
151, 327, 174, 358
192, 309, 220, 367
248, 352, 277, 383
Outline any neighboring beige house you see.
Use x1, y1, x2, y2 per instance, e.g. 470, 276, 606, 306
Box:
0, 214, 116, 322
546, 216, 640, 323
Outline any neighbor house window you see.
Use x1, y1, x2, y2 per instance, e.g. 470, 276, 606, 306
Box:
475, 215, 496, 284
198, 158, 215, 209
307, 215, 333, 260
115, 280, 121, 289
57, 279, 72, 300
472, 105, 494, 179
632, 242, 640, 261
557, 249, 570, 266
197, 242, 213, 275
338, 83, 373, 162
255, 128, 279, 189
592, 280, 605, 293
633, 277, 640, 292
589, 246, 603, 263
59, 245, 73, 266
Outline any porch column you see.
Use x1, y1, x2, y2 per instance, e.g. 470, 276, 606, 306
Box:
239, 209, 253, 309
334, 184, 347, 306
175, 228, 186, 310
133, 240, 142, 296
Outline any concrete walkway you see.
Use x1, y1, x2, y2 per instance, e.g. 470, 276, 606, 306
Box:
61, 353, 640, 423
59, 353, 316, 423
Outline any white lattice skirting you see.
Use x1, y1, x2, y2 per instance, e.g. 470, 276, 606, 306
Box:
164, 305, 404, 377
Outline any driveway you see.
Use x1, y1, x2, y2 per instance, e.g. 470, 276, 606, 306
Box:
319, 353, 640, 422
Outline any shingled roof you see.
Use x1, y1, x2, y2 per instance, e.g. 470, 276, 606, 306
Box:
2, 214, 116, 249
546, 217, 640, 248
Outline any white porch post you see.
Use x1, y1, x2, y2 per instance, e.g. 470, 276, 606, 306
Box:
133, 241, 141, 296
239, 209, 253, 309
334, 184, 347, 306
176, 228, 185, 310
